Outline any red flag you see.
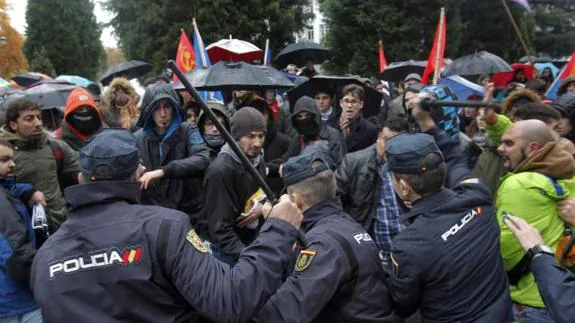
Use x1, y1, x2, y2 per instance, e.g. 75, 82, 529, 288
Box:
422, 10, 447, 85
379, 41, 387, 73
173, 29, 196, 82
558, 51, 575, 80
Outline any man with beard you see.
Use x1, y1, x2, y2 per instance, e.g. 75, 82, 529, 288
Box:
497, 119, 575, 322
198, 107, 268, 264
0, 100, 80, 232
289, 96, 345, 166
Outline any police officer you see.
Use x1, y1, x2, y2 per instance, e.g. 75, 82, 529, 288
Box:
504, 214, 575, 323
385, 129, 513, 322
253, 151, 397, 322
31, 128, 304, 323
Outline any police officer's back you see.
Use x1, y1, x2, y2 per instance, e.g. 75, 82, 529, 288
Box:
385, 132, 512, 322
254, 152, 397, 322
31, 129, 304, 323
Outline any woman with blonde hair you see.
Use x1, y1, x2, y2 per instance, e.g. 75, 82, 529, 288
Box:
101, 77, 140, 131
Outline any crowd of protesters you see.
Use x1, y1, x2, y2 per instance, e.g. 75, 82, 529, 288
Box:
0, 57, 575, 323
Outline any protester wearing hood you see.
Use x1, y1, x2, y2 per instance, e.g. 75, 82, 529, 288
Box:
101, 77, 140, 131
134, 83, 209, 216
198, 101, 231, 159
251, 96, 292, 196
289, 96, 345, 166
496, 119, 575, 322
337, 84, 378, 153
199, 107, 268, 263
0, 99, 80, 232
554, 92, 575, 144
56, 88, 104, 151
557, 76, 575, 97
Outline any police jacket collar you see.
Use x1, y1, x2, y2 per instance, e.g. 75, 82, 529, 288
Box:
65, 181, 141, 212
302, 198, 343, 232
403, 188, 456, 226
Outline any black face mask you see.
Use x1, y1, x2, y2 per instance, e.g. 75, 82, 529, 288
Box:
67, 107, 101, 136
204, 133, 225, 148
295, 118, 320, 137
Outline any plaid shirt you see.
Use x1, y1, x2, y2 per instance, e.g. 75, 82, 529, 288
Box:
373, 163, 403, 254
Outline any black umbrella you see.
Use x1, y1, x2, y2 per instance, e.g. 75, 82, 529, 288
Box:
378, 60, 427, 82
176, 61, 295, 91
99, 60, 153, 86
16, 80, 77, 111
286, 75, 383, 118
273, 42, 329, 68
443, 51, 513, 76
12, 72, 52, 87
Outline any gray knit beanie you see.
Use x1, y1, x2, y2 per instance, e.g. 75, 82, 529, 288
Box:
231, 107, 267, 140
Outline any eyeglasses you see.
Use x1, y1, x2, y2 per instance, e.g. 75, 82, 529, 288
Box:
342, 99, 360, 105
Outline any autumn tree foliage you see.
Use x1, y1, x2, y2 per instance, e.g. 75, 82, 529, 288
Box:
0, 0, 28, 78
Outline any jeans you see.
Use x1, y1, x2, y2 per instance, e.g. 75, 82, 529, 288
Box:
0, 309, 42, 323
513, 303, 555, 323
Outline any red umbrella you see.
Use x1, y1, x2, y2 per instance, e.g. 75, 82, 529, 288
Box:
492, 63, 536, 88
206, 39, 262, 64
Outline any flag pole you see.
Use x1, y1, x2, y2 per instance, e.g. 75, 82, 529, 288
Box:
501, 0, 534, 66
378, 40, 384, 73
263, 39, 270, 65
432, 8, 445, 85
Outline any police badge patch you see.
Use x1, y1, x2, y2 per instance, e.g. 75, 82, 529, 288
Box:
186, 229, 209, 253
295, 249, 317, 272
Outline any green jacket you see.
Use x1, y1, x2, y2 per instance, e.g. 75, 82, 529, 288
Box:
497, 141, 575, 308
0, 127, 80, 232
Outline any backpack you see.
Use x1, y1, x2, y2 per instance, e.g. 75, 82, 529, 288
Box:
546, 176, 575, 271
47, 140, 63, 174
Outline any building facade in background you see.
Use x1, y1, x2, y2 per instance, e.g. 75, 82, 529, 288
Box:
295, 0, 326, 44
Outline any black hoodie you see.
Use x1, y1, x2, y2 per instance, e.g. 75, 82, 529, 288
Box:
289, 96, 346, 166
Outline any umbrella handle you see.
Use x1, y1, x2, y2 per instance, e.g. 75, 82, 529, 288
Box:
167, 61, 278, 204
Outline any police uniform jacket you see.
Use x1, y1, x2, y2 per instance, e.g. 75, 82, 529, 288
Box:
389, 183, 512, 322
254, 198, 397, 323
531, 253, 575, 323
31, 181, 299, 323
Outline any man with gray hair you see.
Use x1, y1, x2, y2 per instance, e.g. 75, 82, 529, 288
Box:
31, 128, 304, 323
254, 150, 397, 322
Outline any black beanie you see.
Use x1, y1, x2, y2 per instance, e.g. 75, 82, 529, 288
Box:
231, 107, 267, 140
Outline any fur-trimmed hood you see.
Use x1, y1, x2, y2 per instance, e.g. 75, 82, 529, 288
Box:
502, 89, 540, 116
102, 77, 138, 108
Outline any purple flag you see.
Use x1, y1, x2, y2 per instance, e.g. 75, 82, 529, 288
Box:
510, 0, 532, 12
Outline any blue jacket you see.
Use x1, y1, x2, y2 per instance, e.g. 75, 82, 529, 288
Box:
254, 199, 397, 322
388, 183, 512, 322
0, 179, 38, 318
531, 254, 575, 323
31, 181, 299, 323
